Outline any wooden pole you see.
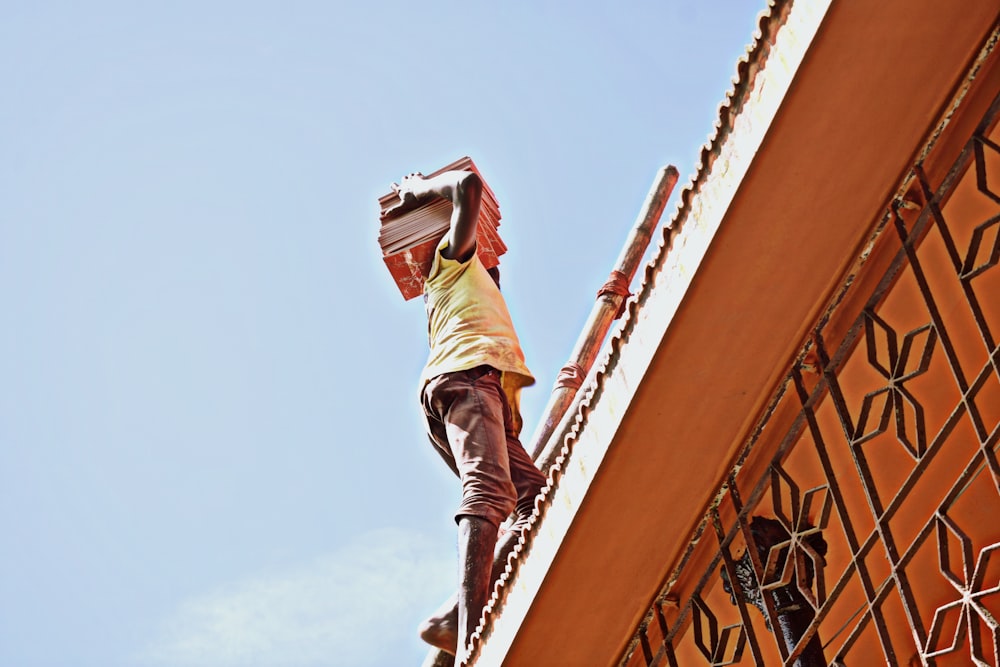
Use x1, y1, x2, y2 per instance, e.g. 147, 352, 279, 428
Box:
527, 165, 678, 465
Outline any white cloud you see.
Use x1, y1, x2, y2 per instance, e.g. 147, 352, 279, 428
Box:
140, 527, 454, 667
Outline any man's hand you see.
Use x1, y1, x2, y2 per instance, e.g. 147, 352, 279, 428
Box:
381, 172, 426, 219
379, 170, 482, 261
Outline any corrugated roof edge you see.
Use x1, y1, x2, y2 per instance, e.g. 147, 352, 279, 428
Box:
458, 1, 794, 663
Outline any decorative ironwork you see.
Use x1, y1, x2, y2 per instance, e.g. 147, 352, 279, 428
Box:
692, 595, 748, 666
722, 512, 829, 624
854, 314, 937, 457
621, 62, 1000, 667
721, 514, 829, 665
924, 516, 1000, 665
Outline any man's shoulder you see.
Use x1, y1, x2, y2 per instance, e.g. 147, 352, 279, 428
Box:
427, 243, 481, 286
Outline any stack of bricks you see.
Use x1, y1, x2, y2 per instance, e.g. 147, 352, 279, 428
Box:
377, 156, 505, 300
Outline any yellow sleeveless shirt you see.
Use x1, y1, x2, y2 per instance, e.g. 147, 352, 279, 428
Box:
421, 239, 534, 432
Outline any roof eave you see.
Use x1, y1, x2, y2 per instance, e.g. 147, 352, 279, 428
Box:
472, 0, 1000, 664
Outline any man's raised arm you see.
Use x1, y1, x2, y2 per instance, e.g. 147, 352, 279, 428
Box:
386, 170, 483, 262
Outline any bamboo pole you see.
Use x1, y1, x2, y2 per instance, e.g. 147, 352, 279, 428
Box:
527, 165, 678, 465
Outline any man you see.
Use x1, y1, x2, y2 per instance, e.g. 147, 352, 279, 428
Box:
384, 168, 546, 664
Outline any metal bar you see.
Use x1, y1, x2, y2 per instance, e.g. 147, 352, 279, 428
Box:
527, 165, 679, 463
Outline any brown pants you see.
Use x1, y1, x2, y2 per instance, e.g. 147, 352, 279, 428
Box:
422, 365, 546, 529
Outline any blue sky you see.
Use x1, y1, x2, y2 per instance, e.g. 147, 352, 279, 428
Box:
1, 2, 764, 665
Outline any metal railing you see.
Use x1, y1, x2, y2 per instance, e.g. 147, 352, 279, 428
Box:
621, 82, 1000, 667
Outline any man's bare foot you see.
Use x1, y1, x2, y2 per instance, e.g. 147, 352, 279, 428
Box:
418, 606, 458, 654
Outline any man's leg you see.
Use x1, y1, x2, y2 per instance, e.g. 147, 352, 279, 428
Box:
419, 448, 545, 654
419, 521, 532, 652
418, 368, 517, 658
455, 515, 498, 664
504, 434, 547, 532
419, 525, 528, 654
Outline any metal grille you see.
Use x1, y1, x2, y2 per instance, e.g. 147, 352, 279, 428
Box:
622, 80, 1000, 667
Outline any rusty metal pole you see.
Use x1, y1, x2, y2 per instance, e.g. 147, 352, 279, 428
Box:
527, 165, 678, 464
